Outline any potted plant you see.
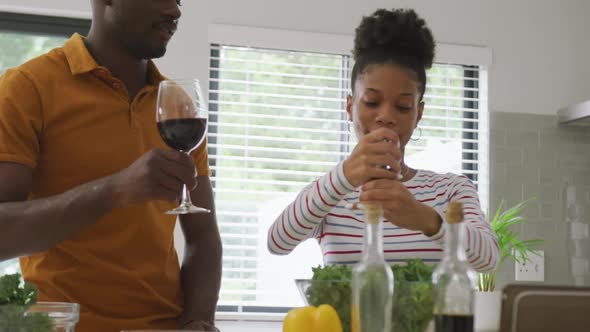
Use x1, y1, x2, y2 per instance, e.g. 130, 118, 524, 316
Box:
475, 198, 544, 330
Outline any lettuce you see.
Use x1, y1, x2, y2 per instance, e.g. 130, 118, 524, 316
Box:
306, 259, 434, 332
0, 273, 53, 331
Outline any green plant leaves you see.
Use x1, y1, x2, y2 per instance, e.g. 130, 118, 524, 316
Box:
0, 273, 53, 330
479, 198, 544, 291
308, 259, 434, 332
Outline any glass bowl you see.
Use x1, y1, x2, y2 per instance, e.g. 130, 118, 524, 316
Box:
0, 301, 79, 332
296, 279, 433, 332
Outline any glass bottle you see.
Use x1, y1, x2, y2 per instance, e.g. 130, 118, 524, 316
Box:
351, 203, 394, 332
432, 202, 477, 332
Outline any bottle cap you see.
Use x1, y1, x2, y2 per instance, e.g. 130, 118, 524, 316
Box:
446, 202, 464, 224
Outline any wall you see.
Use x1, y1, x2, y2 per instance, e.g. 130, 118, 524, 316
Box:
491, 112, 590, 287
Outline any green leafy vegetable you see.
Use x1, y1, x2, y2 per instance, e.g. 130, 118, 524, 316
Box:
391, 259, 434, 332
306, 259, 434, 332
308, 265, 352, 332
0, 273, 38, 306
0, 273, 54, 331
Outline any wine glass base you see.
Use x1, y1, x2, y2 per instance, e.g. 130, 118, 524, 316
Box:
165, 202, 211, 215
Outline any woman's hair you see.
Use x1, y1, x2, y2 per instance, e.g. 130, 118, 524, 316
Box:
351, 8, 435, 100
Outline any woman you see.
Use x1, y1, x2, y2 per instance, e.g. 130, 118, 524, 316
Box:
267, 8, 499, 272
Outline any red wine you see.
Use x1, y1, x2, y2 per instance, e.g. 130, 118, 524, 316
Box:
157, 118, 206, 152
435, 314, 474, 332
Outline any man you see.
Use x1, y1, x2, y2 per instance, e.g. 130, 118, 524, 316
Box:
0, 0, 222, 331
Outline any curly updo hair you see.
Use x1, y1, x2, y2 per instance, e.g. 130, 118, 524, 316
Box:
351, 8, 435, 100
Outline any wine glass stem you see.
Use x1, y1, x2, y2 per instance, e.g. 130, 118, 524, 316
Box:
181, 184, 191, 206
180, 151, 197, 207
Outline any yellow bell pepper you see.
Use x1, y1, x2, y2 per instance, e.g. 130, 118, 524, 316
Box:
283, 304, 343, 332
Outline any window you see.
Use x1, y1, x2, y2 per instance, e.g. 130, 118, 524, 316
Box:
0, 12, 90, 73
405, 64, 482, 179
0, 32, 64, 72
208, 27, 489, 313
209, 45, 349, 312
0, 12, 90, 275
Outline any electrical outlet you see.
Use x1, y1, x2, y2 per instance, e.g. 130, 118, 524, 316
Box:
515, 250, 544, 282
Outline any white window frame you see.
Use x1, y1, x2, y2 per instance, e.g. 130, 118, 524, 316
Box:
208, 23, 492, 321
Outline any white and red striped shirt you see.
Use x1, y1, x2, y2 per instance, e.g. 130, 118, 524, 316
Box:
267, 162, 499, 272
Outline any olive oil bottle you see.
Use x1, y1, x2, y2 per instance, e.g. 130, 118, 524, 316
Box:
351, 204, 394, 332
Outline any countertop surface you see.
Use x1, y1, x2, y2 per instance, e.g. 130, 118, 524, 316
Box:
216, 320, 498, 332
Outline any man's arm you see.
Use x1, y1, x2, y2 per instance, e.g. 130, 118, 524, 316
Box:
0, 149, 198, 261
0, 163, 117, 261
178, 175, 222, 329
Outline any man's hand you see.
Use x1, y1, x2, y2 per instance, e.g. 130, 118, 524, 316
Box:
106, 148, 197, 208
360, 179, 442, 236
342, 127, 402, 188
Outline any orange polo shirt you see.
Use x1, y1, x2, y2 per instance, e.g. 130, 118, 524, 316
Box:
0, 34, 209, 332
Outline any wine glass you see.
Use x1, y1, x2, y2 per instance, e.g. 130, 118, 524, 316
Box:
156, 79, 210, 215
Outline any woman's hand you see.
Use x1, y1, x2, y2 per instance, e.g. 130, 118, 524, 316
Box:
359, 179, 442, 236
343, 127, 402, 188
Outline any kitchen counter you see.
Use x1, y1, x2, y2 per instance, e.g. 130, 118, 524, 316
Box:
217, 320, 498, 332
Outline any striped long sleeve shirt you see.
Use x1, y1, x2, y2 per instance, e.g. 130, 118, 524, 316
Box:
267, 161, 500, 272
